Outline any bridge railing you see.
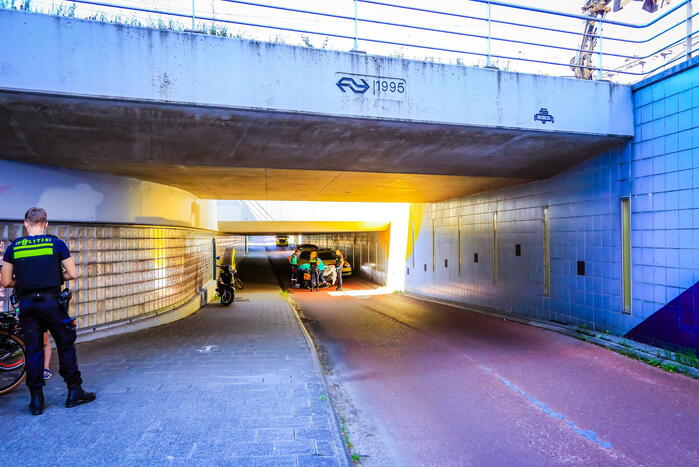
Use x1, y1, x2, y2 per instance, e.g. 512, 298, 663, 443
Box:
2, 0, 696, 82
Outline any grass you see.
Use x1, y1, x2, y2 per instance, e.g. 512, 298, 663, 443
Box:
572, 325, 697, 378
1, 0, 466, 68
0, 0, 268, 42
338, 416, 363, 465
614, 348, 698, 379
301, 34, 313, 48
576, 325, 698, 375
661, 363, 679, 373
676, 350, 699, 368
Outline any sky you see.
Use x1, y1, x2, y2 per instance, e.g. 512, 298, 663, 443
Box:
18, 0, 694, 82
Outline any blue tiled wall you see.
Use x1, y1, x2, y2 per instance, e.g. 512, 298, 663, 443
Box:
406, 59, 699, 352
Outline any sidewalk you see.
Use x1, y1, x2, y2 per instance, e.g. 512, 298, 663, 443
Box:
0, 250, 347, 466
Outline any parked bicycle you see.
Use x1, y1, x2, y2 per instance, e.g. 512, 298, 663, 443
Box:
233, 274, 244, 291
0, 294, 26, 395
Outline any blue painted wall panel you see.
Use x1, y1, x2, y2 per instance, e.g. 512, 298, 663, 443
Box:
407, 60, 699, 352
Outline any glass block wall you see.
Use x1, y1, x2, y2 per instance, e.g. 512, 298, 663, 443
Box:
0, 222, 245, 330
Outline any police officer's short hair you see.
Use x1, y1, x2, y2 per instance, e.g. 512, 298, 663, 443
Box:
24, 207, 48, 224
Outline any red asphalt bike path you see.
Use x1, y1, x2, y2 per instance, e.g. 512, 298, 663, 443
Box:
267, 250, 699, 467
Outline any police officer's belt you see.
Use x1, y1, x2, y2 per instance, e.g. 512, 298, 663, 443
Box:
18, 287, 61, 301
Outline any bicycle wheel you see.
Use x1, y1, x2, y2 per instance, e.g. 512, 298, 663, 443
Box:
0, 331, 26, 395
234, 276, 244, 290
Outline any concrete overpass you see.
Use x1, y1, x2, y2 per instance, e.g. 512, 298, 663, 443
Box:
0, 9, 632, 202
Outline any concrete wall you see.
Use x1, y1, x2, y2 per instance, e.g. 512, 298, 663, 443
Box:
0, 160, 218, 230
406, 58, 699, 353
0, 161, 239, 334
0, 9, 632, 137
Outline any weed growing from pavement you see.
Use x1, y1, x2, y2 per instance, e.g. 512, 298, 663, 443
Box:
661, 363, 679, 373
572, 324, 698, 377
676, 350, 699, 368
574, 329, 697, 379
338, 416, 363, 465
614, 348, 698, 379
288, 295, 364, 462
316, 350, 332, 375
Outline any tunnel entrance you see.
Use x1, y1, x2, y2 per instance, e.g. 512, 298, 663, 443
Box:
231, 229, 393, 292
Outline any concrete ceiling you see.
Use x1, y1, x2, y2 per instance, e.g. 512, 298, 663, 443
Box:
0, 90, 627, 202
65, 162, 531, 202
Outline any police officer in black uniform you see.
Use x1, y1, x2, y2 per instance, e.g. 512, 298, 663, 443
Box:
0, 207, 95, 415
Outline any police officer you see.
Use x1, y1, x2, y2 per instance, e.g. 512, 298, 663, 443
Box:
0, 208, 95, 415
288, 248, 301, 288
308, 250, 325, 291
334, 249, 345, 291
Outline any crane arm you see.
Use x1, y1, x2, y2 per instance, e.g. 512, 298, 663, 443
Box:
571, 0, 671, 79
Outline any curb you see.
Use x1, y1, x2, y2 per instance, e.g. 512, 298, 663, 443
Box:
404, 292, 699, 379
284, 293, 354, 467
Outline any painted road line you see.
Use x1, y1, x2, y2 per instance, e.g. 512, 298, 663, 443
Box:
481, 365, 613, 450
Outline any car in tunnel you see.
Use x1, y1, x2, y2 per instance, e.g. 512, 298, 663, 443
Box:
294, 249, 351, 288
316, 249, 352, 277
296, 249, 350, 274
275, 235, 289, 247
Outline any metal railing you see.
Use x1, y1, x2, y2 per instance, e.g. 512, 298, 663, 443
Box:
2, 0, 696, 82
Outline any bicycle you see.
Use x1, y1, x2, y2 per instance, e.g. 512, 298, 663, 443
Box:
0, 294, 27, 395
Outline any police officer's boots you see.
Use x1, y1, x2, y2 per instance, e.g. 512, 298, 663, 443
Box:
66, 387, 97, 408
29, 389, 45, 416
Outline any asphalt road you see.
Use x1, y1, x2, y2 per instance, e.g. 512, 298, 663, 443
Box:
267, 249, 699, 467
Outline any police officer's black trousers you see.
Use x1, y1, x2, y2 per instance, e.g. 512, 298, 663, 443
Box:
19, 298, 82, 390
310, 265, 319, 289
